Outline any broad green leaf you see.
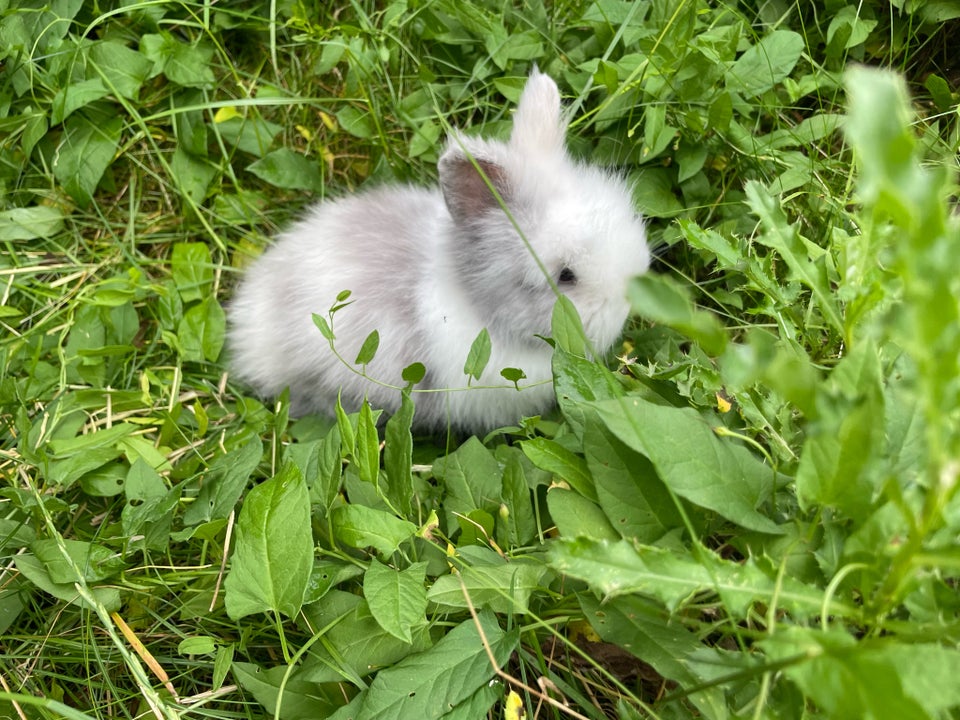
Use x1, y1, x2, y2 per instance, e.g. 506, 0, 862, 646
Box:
552, 345, 622, 436
178, 636, 216, 655
463, 327, 491, 382
628, 274, 727, 355
326, 611, 516, 720
727, 30, 804, 97
170, 146, 217, 205
32, 539, 124, 584
520, 437, 595, 501
363, 559, 428, 643
427, 552, 550, 614
171, 242, 214, 303
336, 105, 375, 139
90, 40, 154, 100
551, 538, 844, 618
183, 434, 263, 525
247, 148, 325, 192
51, 78, 109, 124
0, 206, 65, 241
53, 113, 123, 207
141, 32, 215, 88
582, 410, 683, 542
224, 463, 312, 620
301, 590, 432, 684
46, 423, 136, 488
592, 396, 781, 534
233, 662, 340, 718
331, 504, 417, 556
628, 167, 685, 217
433, 436, 502, 528
546, 488, 619, 541
745, 181, 843, 333
178, 296, 226, 363
14, 554, 121, 612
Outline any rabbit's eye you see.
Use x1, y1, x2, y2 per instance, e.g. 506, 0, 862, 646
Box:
558, 267, 577, 284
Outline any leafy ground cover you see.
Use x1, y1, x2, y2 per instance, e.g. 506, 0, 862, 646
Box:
2, 0, 960, 718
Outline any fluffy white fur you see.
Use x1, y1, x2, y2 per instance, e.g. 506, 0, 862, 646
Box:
228, 69, 650, 431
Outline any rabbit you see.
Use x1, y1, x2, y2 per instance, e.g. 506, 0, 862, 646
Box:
228, 68, 650, 432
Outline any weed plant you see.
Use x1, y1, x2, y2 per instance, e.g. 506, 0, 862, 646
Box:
1, 1, 960, 718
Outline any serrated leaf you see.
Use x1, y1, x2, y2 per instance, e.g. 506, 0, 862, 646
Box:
551, 538, 844, 618
745, 181, 843, 333
224, 463, 312, 620
363, 559, 428, 643
463, 327, 491, 382
332, 504, 417, 556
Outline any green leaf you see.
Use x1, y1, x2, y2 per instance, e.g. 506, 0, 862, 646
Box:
247, 148, 325, 192
761, 629, 935, 720
355, 401, 381, 486
551, 538, 842, 618
14, 554, 121, 612
433, 437, 502, 530
224, 463, 312, 620
170, 145, 217, 206
497, 451, 536, 547
427, 558, 550, 614
32, 539, 125, 584
327, 611, 516, 720
51, 78, 110, 124
363, 559, 428, 643
90, 40, 154, 100
336, 105, 375, 139
463, 327, 491, 382
582, 411, 683, 543
183, 434, 263, 525
592, 396, 781, 534
141, 32, 215, 88
727, 29, 804, 96
313, 312, 335, 341
178, 296, 226, 363
628, 274, 728, 355
552, 295, 588, 356
0, 206, 65, 241
546, 488, 620, 541
402, 362, 426, 385
384, 391, 415, 516
745, 181, 844, 333
331, 504, 417, 556
178, 636, 216, 655
171, 242, 213, 303
355, 330, 380, 366
53, 113, 123, 207
580, 593, 727, 718
520, 437, 595, 501
300, 590, 432, 684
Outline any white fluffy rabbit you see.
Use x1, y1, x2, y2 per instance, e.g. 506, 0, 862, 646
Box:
228, 69, 649, 431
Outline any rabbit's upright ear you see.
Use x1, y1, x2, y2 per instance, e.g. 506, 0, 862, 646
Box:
438, 143, 510, 224
509, 68, 566, 155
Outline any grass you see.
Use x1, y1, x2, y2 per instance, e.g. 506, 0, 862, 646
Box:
2, 0, 960, 718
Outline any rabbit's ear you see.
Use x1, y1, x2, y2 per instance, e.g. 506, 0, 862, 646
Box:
438, 149, 509, 224
509, 68, 566, 155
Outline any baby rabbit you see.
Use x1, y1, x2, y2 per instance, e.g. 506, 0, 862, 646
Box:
228, 69, 649, 431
